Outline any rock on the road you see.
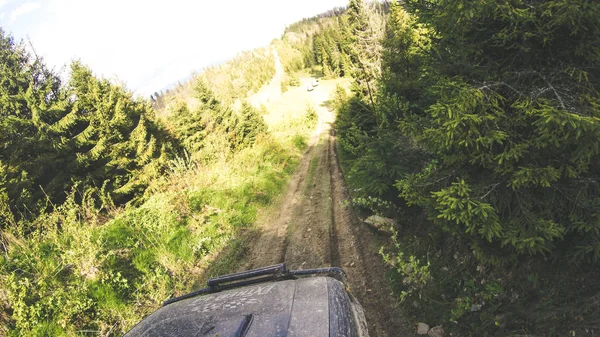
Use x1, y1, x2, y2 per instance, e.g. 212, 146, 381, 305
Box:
417, 322, 430, 334
428, 326, 445, 337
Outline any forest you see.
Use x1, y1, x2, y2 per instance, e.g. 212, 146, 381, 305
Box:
328, 0, 600, 335
1, 0, 600, 335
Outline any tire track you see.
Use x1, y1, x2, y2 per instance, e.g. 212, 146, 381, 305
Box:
328, 127, 342, 268
238, 77, 412, 336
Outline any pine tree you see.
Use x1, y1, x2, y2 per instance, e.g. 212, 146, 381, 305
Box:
345, 0, 386, 129
390, 0, 600, 263
234, 102, 267, 148
65, 62, 174, 203
0, 32, 176, 225
0, 29, 67, 223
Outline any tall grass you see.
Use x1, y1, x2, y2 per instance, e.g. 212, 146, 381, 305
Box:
0, 106, 314, 336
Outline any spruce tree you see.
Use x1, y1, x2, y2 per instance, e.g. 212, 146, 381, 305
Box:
0, 32, 176, 225
390, 0, 600, 263
0, 29, 67, 223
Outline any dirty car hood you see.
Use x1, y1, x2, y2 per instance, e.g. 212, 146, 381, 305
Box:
124, 276, 357, 337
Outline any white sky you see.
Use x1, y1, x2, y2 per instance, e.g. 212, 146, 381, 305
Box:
0, 0, 348, 96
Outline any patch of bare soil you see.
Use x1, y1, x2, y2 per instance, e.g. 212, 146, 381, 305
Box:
247, 48, 284, 108
237, 82, 411, 336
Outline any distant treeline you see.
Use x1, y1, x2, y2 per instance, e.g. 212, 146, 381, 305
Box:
151, 48, 275, 112
283, 6, 349, 35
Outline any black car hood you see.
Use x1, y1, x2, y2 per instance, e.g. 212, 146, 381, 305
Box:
124, 276, 358, 337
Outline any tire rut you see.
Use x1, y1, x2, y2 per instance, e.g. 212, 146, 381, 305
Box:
328, 130, 342, 268
238, 79, 412, 336
240, 142, 317, 270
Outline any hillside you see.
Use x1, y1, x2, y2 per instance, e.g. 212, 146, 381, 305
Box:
2, 1, 600, 336
0, 24, 315, 335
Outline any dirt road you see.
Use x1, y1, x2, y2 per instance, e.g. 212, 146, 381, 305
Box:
239, 74, 410, 336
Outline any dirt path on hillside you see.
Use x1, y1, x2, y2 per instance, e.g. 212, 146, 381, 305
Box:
247, 48, 284, 108
238, 80, 411, 336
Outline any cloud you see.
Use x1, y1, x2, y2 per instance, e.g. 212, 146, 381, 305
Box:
8, 2, 41, 24
0, 0, 13, 10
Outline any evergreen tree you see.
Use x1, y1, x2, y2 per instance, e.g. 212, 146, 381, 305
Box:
0, 31, 176, 226
0, 29, 66, 224
63, 62, 173, 203
233, 102, 267, 148
346, 0, 385, 111
385, 0, 600, 263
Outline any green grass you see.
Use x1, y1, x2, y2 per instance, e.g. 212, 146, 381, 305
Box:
0, 100, 316, 336
0, 49, 332, 335
195, 227, 261, 287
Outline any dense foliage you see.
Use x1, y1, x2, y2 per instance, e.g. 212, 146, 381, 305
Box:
5, 0, 600, 334
163, 79, 266, 162
0, 27, 305, 336
333, 0, 600, 335
390, 0, 600, 264
0, 30, 175, 229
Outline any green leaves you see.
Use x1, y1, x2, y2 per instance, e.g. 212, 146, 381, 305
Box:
333, 0, 600, 334
424, 83, 508, 158
0, 31, 176, 222
509, 166, 561, 189
335, 0, 600, 264
432, 180, 502, 243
